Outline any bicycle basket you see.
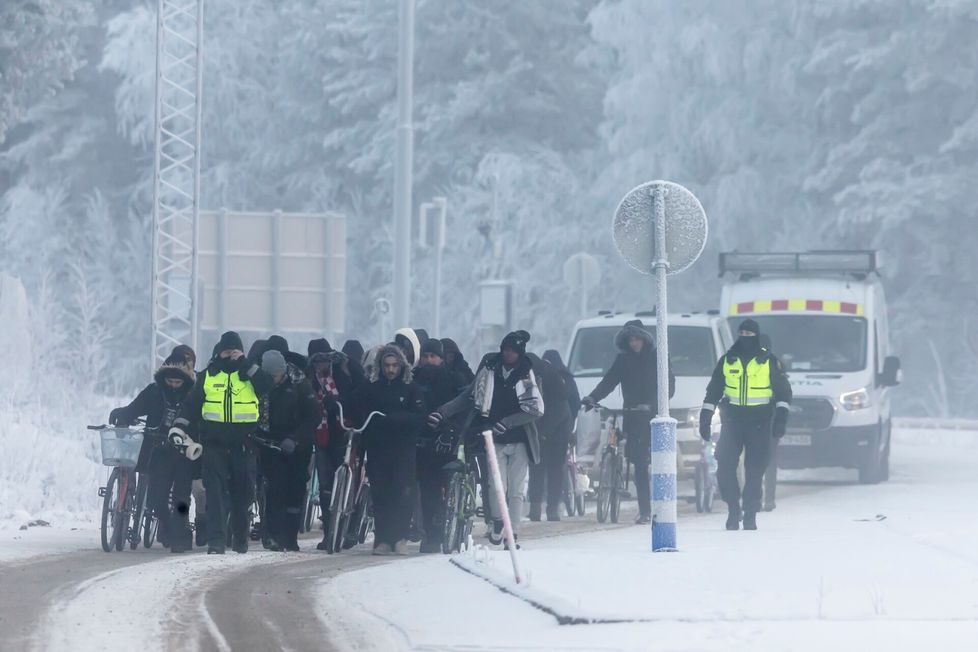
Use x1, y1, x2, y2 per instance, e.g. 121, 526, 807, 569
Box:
99, 429, 144, 468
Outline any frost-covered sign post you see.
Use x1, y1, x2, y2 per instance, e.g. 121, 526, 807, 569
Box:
613, 181, 708, 552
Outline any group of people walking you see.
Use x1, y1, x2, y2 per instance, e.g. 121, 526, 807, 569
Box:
109, 326, 588, 555
109, 315, 792, 557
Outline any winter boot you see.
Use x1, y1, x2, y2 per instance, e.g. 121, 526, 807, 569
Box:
504, 535, 521, 551
372, 542, 393, 556
393, 539, 410, 555
194, 517, 207, 547
545, 507, 561, 522
208, 545, 225, 555
488, 520, 504, 546
635, 513, 652, 525
726, 506, 740, 531
528, 503, 542, 522
281, 509, 302, 552
743, 512, 757, 530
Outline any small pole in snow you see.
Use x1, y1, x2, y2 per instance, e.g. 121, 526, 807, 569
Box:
481, 430, 524, 583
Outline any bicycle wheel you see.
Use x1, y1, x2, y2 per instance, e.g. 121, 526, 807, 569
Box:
460, 476, 478, 551
130, 475, 149, 550
325, 466, 352, 554
303, 467, 319, 534
596, 452, 614, 523
143, 511, 158, 548
354, 485, 373, 545
563, 467, 575, 517
114, 470, 133, 551
610, 456, 623, 523
442, 472, 463, 554
100, 468, 121, 552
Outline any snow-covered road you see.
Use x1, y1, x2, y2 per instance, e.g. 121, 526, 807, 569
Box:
1, 427, 971, 651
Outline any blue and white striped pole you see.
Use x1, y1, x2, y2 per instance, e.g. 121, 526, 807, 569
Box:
651, 185, 677, 552
651, 417, 677, 550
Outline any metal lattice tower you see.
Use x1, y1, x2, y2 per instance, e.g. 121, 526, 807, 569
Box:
150, 0, 203, 368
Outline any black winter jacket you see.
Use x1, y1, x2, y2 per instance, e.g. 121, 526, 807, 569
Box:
258, 374, 319, 447
529, 354, 572, 438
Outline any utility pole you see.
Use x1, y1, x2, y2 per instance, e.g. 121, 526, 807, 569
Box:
392, 0, 415, 328
150, 0, 204, 369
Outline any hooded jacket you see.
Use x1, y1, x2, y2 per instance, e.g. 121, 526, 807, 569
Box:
306, 339, 365, 448
441, 338, 475, 385
543, 349, 582, 420
588, 321, 675, 414
393, 328, 422, 367
352, 345, 426, 446
111, 361, 196, 431
528, 353, 573, 439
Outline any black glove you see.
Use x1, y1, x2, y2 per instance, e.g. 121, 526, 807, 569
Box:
427, 412, 444, 429
772, 406, 789, 439
581, 396, 596, 412
239, 355, 256, 375
699, 409, 714, 442
109, 408, 129, 427
280, 438, 297, 454
435, 433, 455, 456
492, 421, 508, 437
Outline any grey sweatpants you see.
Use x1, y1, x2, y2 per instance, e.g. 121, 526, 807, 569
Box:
488, 442, 530, 536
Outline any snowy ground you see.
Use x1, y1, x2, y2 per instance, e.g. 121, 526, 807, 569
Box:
319, 428, 978, 651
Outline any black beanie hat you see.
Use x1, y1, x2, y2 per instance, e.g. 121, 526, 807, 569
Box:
342, 339, 365, 363
421, 338, 444, 359
307, 338, 333, 357
216, 331, 244, 354
500, 330, 531, 355
738, 319, 760, 336
266, 335, 289, 354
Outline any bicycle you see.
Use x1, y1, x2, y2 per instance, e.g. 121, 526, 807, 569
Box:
589, 404, 648, 524
302, 459, 320, 534
90, 422, 143, 552
562, 443, 588, 518
438, 425, 483, 554
321, 403, 384, 554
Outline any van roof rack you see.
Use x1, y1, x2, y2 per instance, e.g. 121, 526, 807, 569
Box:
719, 251, 880, 278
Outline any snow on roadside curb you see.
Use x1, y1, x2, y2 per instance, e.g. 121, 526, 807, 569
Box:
316, 434, 978, 651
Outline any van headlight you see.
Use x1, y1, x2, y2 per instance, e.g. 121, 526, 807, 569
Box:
840, 388, 871, 411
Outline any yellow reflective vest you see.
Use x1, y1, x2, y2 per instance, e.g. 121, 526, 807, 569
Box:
201, 370, 260, 423
723, 354, 774, 407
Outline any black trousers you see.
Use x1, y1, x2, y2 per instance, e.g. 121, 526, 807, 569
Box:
764, 437, 779, 508
150, 446, 194, 543
259, 446, 310, 543
366, 437, 417, 548
716, 417, 772, 515
528, 434, 568, 513
417, 447, 454, 544
202, 439, 256, 548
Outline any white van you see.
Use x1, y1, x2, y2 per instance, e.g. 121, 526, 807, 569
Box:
719, 251, 901, 484
566, 312, 732, 476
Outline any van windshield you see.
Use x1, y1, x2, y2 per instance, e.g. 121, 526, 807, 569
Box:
727, 315, 867, 372
568, 325, 717, 378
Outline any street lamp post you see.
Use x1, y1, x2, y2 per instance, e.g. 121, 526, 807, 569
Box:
392, 0, 415, 328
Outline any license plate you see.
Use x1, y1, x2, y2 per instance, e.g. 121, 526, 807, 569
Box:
781, 434, 812, 446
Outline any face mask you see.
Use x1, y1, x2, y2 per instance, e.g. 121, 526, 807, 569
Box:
736, 335, 758, 351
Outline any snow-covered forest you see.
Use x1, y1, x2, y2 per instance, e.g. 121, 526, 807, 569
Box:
2, 0, 978, 417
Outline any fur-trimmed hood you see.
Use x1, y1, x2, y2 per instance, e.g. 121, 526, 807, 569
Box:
369, 345, 414, 384
615, 320, 654, 352
154, 360, 196, 386
393, 328, 422, 367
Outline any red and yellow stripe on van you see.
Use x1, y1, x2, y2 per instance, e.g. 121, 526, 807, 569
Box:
729, 300, 864, 316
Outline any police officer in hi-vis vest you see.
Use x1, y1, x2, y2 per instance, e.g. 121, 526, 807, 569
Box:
170, 331, 273, 554
699, 319, 792, 531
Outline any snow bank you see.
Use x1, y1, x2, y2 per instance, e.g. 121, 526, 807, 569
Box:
318, 429, 978, 651
0, 393, 119, 529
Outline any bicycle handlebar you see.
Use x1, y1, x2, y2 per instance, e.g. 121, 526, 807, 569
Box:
589, 403, 653, 414
250, 434, 282, 451
335, 402, 386, 435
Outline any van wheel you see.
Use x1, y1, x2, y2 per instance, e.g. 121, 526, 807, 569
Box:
858, 425, 883, 485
